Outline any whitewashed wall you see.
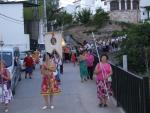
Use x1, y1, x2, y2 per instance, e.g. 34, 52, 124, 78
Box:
140, 0, 150, 22
140, 0, 150, 7
0, 3, 29, 51
63, 4, 76, 14
94, 0, 110, 13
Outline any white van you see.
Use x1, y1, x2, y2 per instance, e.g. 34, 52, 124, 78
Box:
0, 47, 21, 95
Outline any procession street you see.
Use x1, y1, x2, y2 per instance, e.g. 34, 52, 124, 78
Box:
4, 63, 123, 113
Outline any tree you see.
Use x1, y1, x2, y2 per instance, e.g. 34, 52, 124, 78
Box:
24, 0, 43, 21
46, 0, 59, 22
76, 9, 92, 24
117, 23, 150, 74
56, 11, 73, 26
93, 8, 109, 28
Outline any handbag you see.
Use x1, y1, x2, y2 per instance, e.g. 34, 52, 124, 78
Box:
108, 76, 112, 82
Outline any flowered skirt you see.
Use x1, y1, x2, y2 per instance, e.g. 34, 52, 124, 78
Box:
41, 74, 61, 96
0, 84, 12, 104
96, 80, 113, 99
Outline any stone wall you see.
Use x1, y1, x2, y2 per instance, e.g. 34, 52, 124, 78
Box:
109, 10, 140, 23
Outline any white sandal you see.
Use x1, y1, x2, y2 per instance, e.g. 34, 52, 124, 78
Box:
4, 109, 8, 113
50, 105, 54, 109
42, 106, 48, 110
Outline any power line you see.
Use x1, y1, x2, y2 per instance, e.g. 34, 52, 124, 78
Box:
0, 15, 23, 25
0, 13, 23, 22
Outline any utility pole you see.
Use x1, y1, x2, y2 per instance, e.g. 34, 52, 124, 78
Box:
35, 0, 39, 50
43, 0, 47, 34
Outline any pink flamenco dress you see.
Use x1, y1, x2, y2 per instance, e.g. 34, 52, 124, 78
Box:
95, 63, 113, 99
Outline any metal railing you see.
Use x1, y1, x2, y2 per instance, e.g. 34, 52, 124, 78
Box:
111, 65, 150, 113
93, 55, 150, 113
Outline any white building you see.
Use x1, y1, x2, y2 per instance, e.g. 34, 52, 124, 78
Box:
0, 1, 37, 51
140, 0, 150, 22
73, 0, 95, 14
65, 0, 147, 24
72, 0, 110, 14
94, 0, 110, 13
63, 4, 76, 14
107, 0, 140, 23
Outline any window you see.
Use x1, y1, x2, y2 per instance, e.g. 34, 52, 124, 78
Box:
127, 0, 131, 10
121, 0, 125, 10
0, 52, 12, 67
133, 0, 139, 9
110, 1, 119, 11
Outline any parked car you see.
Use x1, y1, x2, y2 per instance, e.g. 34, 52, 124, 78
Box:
20, 51, 27, 71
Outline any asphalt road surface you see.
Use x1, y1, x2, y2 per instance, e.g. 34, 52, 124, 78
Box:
2, 63, 123, 113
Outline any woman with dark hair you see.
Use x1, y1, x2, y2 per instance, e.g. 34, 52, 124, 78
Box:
94, 54, 113, 107
41, 52, 61, 110
78, 50, 89, 83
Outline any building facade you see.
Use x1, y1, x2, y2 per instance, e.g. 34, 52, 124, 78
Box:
94, 0, 110, 12
107, 0, 140, 23
68, 0, 148, 24
0, 2, 30, 51
140, 0, 150, 22
73, 0, 95, 14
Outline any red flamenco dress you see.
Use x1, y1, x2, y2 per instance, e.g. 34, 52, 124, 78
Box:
41, 64, 61, 96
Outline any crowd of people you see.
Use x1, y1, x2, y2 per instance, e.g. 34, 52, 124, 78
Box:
83, 36, 126, 53
63, 43, 114, 107
0, 49, 63, 112
0, 38, 116, 112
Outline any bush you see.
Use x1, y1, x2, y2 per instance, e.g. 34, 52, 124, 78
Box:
93, 8, 109, 28
112, 30, 126, 37
56, 11, 73, 26
76, 9, 92, 24
117, 23, 150, 74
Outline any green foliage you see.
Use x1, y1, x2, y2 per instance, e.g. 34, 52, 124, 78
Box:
24, 6, 43, 21
24, 0, 44, 21
24, 7, 34, 21
56, 11, 73, 26
76, 9, 92, 24
93, 8, 109, 28
46, 0, 58, 21
112, 30, 126, 37
45, 0, 73, 26
117, 23, 150, 74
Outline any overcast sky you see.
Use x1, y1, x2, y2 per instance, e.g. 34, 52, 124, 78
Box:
60, 0, 75, 7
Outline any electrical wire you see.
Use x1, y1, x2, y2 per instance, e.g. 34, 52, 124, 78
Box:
0, 15, 23, 25
0, 13, 23, 23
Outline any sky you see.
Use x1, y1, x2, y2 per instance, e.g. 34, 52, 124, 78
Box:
59, 0, 75, 7
8, 0, 75, 7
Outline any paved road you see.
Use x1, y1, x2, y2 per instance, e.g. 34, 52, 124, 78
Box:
4, 63, 123, 113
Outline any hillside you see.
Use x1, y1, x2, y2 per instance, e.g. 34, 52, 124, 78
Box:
64, 23, 123, 43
